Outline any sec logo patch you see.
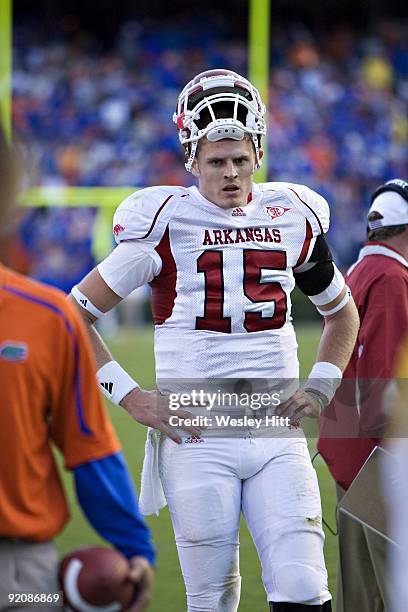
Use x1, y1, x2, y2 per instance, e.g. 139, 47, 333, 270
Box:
265, 206, 290, 220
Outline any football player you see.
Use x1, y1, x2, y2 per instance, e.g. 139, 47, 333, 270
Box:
71, 69, 360, 611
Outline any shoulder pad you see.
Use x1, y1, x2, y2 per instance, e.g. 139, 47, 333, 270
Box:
258, 181, 330, 235
112, 186, 184, 245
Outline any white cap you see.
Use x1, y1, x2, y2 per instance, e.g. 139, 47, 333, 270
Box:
367, 190, 408, 231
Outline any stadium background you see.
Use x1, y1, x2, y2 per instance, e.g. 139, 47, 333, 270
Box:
2, 0, 407, 610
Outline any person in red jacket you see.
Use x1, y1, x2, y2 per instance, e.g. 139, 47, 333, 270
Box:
318, 178, 408, 612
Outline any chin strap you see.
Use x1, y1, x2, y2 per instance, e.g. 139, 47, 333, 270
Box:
185, 140, 198, 172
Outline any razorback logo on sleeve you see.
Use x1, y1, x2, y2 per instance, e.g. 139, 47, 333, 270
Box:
113, 224, 125, 237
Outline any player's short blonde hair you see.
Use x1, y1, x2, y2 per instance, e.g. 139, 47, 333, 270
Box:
195, 132, 256, 158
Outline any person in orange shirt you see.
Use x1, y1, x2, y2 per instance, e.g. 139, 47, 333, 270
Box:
0, 131, 155, 610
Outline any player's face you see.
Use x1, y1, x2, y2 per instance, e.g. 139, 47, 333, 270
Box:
192, 138, 261, 209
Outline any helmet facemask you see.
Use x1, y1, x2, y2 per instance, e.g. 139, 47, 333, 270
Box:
173, 69, 266, 172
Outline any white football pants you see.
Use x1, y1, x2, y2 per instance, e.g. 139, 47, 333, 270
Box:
159, 435, 331, 611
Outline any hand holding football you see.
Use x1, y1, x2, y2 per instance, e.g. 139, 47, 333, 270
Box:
59, 547, 137, 611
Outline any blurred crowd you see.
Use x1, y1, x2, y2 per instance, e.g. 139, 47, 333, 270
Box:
8, 17, 408, 290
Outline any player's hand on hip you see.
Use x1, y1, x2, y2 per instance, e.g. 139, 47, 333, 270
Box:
277, 389, 321, 425
125, 556, 154, 611
120, 388, 201, 443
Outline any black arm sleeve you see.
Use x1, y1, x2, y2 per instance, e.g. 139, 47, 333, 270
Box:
308, 233, 333, 263
294, 261, 335, 296
294, 234, 334, 296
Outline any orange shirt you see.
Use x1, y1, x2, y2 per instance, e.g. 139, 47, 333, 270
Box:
0, 264, 120, 541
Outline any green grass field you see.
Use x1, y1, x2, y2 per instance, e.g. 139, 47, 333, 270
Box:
55, 323, 339, 611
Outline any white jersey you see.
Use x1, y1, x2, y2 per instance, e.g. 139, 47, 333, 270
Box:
98, 182, 329, 381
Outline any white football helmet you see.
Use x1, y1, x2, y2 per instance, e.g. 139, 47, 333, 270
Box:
173, 69, 267, 172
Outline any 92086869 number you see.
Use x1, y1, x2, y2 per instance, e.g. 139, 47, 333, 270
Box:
8, 593, 62, 607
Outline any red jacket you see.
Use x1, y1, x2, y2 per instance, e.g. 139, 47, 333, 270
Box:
318, 242, 408, 490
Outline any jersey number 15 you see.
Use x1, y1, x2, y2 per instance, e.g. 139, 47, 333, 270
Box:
196, 249, 288, 333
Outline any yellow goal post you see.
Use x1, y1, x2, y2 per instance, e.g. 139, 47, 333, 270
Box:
1, 0, 270, 258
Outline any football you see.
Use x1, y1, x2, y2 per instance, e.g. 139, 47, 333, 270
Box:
59, 547, 136, 611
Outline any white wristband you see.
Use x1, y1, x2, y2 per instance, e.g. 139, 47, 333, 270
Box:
316, 288, 351, 317
308, 264, 345, 306
304, 361, 343, 405
71, 285, 105, 319
97, 360, 139, 405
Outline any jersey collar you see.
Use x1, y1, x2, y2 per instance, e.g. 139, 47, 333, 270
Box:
348, 241, 408, 275
190, 182, 261, 212
250, 182, 262, 199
